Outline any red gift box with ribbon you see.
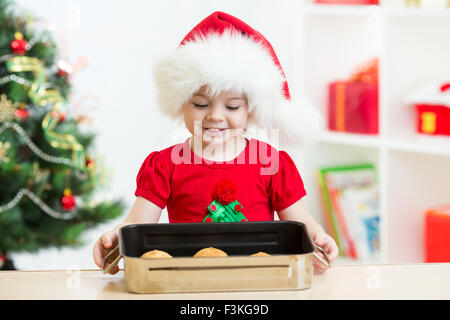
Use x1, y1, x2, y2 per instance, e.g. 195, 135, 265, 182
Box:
328, 59, 379, 134
405, 82, 450, 136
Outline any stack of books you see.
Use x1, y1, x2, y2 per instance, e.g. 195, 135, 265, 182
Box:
316, 164, 380, 260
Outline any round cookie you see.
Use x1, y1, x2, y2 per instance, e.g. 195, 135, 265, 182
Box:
251, 251, 271, 257
193, 247, 228, 258
141, 249, 172, 259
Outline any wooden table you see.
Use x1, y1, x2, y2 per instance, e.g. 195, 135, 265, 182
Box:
1, 263, 449, 300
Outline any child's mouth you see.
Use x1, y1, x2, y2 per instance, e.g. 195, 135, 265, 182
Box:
203, 127, 227, 134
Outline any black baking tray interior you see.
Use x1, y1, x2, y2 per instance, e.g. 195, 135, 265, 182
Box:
119, 220, 314, 258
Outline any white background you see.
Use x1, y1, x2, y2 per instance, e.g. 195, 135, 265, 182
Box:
11, 0, 308, 270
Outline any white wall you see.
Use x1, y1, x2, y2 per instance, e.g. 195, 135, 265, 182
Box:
11, 0, 307, 270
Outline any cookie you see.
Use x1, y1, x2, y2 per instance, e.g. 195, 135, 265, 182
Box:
140, 249, 172, 259
251, 251, 271, 257
193, 247, 228, 258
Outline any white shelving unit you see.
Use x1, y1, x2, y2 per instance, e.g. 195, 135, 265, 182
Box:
298, 1, 450, 264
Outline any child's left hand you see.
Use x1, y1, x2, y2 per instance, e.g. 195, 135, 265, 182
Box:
312, 232, 339, 274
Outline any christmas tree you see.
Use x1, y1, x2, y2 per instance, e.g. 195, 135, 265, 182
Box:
0, 0, 124, 269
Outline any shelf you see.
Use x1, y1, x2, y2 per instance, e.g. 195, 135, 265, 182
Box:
387, 136, 450, 157
319, 131, 381, 148
303, 3, 450, 264
385, 7, 450, 18
319, 131, 450, 157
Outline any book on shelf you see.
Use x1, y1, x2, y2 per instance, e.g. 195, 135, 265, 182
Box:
317, 164, 380, 259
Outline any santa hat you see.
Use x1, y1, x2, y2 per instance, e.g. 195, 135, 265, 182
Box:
153, 11, 323, 146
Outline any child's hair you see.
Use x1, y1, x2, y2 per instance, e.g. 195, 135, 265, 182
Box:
153, 11, 323, 147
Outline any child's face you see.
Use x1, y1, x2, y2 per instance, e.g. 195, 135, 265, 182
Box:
182, 86, 249, 147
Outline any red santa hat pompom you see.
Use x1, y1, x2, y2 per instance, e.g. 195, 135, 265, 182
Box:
153, 11, 323, 146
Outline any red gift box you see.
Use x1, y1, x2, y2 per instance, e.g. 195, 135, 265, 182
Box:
328, 59, 379, 134
416, 104, 450, 136
424, 205, 450, 263
406, 83, 450, 136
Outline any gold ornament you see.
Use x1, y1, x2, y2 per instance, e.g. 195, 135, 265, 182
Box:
0, 94, 16, 122
32, 161, 50, 183
0, 141, 11, 163
14, 32, 24, 41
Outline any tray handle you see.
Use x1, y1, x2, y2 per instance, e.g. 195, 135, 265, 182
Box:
102, 245, 122, 274
313, 243, 331, 269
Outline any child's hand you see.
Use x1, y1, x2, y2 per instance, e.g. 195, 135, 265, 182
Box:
312, 232, 339, 274
93, 230, 120, 274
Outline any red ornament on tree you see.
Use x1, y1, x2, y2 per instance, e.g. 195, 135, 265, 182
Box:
10, 32, 27, 55
14, 103, 30, 121
58, 69, 68, 77
61, 189, 76, 211
211, 179, 237, 205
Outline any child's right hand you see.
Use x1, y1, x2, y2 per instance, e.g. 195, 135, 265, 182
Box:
93, 229, 120, 274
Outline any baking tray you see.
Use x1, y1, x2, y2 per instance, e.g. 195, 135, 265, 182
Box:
102, 220, 330, 293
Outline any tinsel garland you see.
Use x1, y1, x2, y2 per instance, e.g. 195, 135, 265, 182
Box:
0, 121, 87, 218
0, 74, 32, 86
6, 55, 87, 171
0, 49, 87, 219
0, 119, 115, 218
0, 188, 77, 219
0, 121, 88, 178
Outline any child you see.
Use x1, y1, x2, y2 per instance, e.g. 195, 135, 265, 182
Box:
93, 11, 338, 274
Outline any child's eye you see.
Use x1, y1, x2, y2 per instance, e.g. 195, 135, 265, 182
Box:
226, 106, 240, 110
193, 103, 208, 108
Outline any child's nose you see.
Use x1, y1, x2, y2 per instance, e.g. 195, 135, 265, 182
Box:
205, 105, 225, 121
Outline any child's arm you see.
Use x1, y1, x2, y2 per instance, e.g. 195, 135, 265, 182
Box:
92, 196, 162, 274
277, 199, 339, 273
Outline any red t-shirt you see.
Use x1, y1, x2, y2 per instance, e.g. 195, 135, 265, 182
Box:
135, 138, 306, 223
